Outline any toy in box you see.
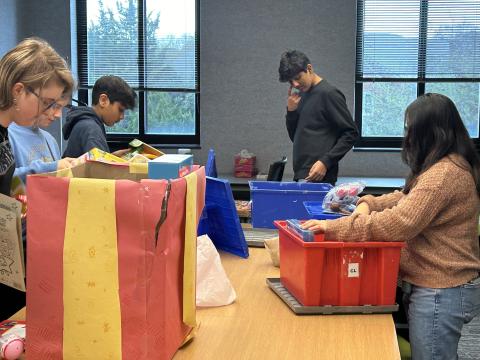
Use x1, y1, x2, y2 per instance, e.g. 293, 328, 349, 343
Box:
148, 154, 193, 179
122, 139, 164, 161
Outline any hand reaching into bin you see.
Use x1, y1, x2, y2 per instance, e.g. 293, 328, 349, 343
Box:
301, 219, 327, 233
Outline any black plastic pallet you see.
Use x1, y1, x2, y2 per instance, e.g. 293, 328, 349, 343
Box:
243, 228, 278, 247
267, 278, 399, 315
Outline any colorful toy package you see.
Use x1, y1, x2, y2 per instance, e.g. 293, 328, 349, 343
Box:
322, 182, 366, 215
79, 148, 128, 163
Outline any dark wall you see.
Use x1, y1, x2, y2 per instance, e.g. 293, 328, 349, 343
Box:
1, 0, 409, 178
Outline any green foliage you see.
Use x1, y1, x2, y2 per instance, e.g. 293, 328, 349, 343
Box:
87, 0, 196, 135
146, 92, 195, 134
362, 26, 480, 138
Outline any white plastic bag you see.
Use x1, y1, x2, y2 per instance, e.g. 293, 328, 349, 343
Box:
196, 235, 237, 307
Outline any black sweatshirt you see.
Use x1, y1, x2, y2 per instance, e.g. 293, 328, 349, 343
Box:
62, 106, 109, 158
0, 125, 15, 196
285, 79, 358, 184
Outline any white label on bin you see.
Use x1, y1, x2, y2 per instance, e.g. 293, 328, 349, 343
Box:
348, 263, 359, 278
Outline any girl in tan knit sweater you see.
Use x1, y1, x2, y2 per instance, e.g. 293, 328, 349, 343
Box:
303, 93, 480, 360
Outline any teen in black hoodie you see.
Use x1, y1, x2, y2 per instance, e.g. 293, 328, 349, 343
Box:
63, 75, 136, 157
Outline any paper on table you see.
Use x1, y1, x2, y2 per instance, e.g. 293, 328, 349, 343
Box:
0, 193, 25, 291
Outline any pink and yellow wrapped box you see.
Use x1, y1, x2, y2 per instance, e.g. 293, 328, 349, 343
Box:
26, 161, 205, 359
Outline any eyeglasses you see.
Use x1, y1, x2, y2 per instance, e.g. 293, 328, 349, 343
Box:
26, 86, 63, 113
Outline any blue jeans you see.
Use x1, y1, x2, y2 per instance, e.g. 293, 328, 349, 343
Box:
402, 277, 480, 360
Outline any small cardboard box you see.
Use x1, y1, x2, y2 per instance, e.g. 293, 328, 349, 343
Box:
148, 154, 193, 179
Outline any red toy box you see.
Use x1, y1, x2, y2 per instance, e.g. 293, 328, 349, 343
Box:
274, 220, 405, 307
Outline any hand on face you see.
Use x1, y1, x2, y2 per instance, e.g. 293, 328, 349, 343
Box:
287, 86, 301, 111
305, 160, 327, 182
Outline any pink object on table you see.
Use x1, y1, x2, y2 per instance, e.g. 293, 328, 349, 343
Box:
0, 334, 24, 360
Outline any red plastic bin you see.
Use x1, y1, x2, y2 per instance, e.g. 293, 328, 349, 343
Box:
274, 220, 405, 307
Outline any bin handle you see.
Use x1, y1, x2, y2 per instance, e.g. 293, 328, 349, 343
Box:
154, 180, 171, 248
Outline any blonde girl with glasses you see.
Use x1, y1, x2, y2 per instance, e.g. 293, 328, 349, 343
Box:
0, 37, 74, 322
0, 37, 74, 196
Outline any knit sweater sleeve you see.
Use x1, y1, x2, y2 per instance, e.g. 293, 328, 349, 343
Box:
325, 162, 453, 242
356, 190, 405, 212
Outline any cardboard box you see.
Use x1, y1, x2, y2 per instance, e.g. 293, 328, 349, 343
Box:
148, 154, 193, 179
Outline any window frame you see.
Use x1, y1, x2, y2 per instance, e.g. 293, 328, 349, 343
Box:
75, 0, 200, 149
355, 0, 480, 150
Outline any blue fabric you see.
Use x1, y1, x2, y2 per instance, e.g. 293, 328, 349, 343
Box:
403, 277, 480, 360
8, 123, 60, 184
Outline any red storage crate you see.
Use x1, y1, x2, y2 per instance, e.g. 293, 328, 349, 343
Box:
274, 220, 405, 307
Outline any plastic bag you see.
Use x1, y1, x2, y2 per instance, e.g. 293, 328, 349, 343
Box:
322, 182, 366, 215
264, 237, 280, 267
196, 235, 237, 307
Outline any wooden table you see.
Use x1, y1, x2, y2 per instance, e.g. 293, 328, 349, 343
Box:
10, 248, 400, 359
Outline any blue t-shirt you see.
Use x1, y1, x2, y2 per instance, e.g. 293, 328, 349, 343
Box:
8, 123, 60, 185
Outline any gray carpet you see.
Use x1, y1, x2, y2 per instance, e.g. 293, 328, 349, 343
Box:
459, 315, 480, 360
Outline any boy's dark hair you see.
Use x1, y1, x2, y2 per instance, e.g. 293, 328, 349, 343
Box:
91, 75, 137, 109
278, 50, 310, 82
402, 93, 480, 195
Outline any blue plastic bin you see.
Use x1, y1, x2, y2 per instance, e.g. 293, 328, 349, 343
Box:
249, 181, 333, 229
303, 201, 345, 220
197, 176, 249, 258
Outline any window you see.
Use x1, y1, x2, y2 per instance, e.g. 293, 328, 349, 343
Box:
356, 0, 480, 148
75, 0, 199, 147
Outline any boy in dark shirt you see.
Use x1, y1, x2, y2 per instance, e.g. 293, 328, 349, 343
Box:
62, 75, 137, 157
278, 50, 358, 184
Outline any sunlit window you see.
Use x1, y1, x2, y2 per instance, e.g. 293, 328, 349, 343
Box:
76, 0, 199, 145
356, 0, 480, 147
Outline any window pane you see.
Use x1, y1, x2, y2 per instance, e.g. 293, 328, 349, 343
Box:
86, 0, 139, 86
145, 0, 196, 89
146, 91, 195, 135
86, 89, 140, 135
362, 82, 417, 137
361, 0, 420, 78
426, 1, 480, 78
425, 83, 480, 137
